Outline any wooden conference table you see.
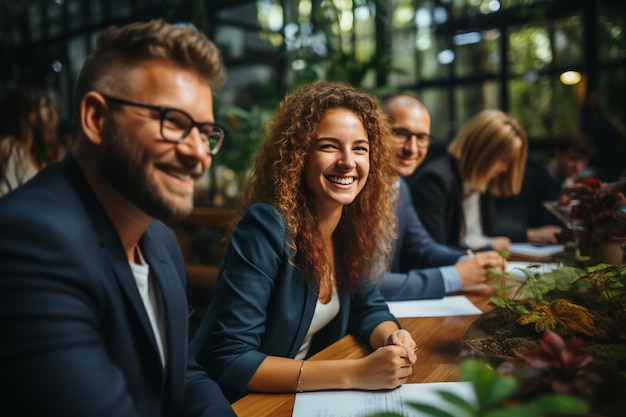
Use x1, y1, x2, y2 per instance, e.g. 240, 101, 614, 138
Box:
232, 288, 495, 417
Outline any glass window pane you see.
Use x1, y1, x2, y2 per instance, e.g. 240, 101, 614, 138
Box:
136, 0, 158, 12
450, 0, 525, 19
420, 87, 452, 144
389, 28, 416, 85
66, 0, 84, 31
596, 67, 625, 125
508, 22, 552, 76
28, 3, 44, 42
89, 1, 104, 24
109, 0, 131, 20
454, 29, 501, 77
553, 14, 584, 67
417, 31, 449, 79
11, 25, 23, 47
597, 7, 626, 62
354, 3, 375, 83
454, 81, 500, 129
215, 24, 278, 61
388, 0, 416, 85
509, 75, 580, 139
67, 36, 87, 89
218, 2, 260, 26
47, 1, 63, 37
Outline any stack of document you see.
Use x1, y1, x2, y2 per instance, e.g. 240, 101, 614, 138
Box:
386, 295, 482, 318
509, 243, 564, 258
293, 382, 476, 417
505, 261, 559, 280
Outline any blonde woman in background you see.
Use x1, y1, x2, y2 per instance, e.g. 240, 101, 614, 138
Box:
411, 109, 561, 252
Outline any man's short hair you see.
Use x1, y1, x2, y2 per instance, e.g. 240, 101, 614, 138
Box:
74, 19, 226, 108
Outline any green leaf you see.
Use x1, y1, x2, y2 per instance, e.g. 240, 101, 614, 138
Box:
459, 359, 494, 388
487, 268, 504, 277
489, 296, 508, 308
437, 390, 476, 415
483, 404, 542, 417
457, 360, 519, 407
482, 375, 518, 406
515, 305, 530, 314
405, 402, 458, 417
525, 393, 590, 415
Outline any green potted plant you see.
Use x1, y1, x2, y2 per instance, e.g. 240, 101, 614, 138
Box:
463, 263, 626, 415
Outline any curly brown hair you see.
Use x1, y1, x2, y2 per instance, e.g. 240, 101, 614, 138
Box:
237, 81, 397, 293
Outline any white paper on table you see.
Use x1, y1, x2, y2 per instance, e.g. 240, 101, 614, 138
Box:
506, 261, 559, 280
509, 243, 564, 257
386, 295, 482, 318
292, 382, 476, 417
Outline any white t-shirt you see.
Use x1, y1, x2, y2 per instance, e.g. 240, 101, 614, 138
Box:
129, 249, 167, 367
461, 190, 492, 250
295, 286, 340, 360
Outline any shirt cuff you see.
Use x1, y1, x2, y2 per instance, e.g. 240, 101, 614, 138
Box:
462, 235, 492, 250
440, 265, 462, 293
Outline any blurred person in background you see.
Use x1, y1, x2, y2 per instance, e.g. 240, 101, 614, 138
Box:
411, 109, 561, 252
379, 94, 504, 301
520, 129, 596, 229
0, 86, 62, 196
580, 90, 626, 182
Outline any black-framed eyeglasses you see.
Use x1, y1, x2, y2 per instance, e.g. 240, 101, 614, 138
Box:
392, 128, 433, 149
101, 94, 227, 155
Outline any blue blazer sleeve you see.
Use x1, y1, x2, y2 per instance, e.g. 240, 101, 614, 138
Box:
380, 180, 463, 300
191, 203, 305, 402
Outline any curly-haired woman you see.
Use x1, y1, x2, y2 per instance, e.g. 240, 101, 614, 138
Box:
191, 81, 418, 402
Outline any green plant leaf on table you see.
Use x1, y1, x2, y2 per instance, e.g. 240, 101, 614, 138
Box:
459, 359, 518, 407
400, 359, 589, 417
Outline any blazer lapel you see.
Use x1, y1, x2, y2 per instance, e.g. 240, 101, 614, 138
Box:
139, 227, 188, 379
61, 154, 157, 343
100, 236, 158, 351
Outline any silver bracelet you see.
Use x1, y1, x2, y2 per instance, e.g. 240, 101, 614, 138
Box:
296, 360, 304, 393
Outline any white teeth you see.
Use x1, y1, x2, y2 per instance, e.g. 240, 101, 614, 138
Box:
170, 171, 191, 181
328, 176, 354, 185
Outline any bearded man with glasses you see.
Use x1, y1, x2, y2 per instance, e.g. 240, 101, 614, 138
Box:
0, 20, 235, 417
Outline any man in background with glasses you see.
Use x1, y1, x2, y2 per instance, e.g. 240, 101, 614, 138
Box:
0, 20, 235, 416
379, 94, 504, 300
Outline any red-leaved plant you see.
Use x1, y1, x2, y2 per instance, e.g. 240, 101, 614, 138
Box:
498, 330, 604, 407
559, 178, 626, 243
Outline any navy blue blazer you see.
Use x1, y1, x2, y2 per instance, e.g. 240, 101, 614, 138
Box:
380, 179, 464, 300
190, 203, 398, 402
410, 154, 526, 249
0, 155, 234, 417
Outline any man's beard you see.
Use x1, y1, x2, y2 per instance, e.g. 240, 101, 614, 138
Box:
99, 121, 195, 220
